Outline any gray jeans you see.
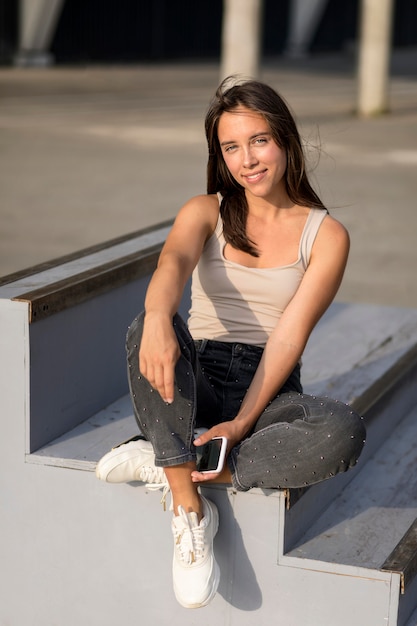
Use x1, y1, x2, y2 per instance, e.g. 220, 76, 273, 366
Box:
126, 312, 366, 492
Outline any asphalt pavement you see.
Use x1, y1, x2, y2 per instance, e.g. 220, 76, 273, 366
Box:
0, 49, 416, 308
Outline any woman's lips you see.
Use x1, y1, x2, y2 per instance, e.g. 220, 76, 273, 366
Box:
243, 169, 267, 183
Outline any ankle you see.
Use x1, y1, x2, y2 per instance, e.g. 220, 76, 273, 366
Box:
165, 462, 202, 517
172, 493, 202, 520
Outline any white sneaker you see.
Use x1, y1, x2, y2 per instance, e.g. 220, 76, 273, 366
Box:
95, 436, 166, 486
172, 496, 220, 608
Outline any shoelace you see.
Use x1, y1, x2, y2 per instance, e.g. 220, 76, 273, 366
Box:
139, 465, 171, 511
174, 507, 205, 564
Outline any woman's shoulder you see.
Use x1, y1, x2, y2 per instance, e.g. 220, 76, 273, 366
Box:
313, 211, 350, 256
183, 193, 220, 210
320, 212, 349, 240
178, 194, 220, 230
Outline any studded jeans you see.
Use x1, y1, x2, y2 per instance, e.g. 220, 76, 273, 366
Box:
126, 312, 366, 492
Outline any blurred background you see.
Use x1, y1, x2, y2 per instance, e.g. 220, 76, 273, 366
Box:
0, 0, 416, 307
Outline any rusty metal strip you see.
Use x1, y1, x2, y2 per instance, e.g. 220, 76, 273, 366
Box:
13, 245, 161, 323
381, 519, 417, 593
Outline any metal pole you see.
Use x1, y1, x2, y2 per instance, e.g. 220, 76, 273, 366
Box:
357, 0, 395, 116
220, 0, 263, 81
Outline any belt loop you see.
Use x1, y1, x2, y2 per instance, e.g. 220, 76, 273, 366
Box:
196, 338, 208, 354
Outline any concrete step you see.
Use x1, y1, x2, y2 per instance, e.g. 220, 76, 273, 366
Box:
284, 403, 417, 625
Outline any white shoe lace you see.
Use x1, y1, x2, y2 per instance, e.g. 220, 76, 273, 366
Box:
138, 465, 171, 511
174, 507, 205, 565
138, 464, 166, 485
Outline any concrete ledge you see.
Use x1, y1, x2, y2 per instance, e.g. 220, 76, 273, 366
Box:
5, 220, 172, 322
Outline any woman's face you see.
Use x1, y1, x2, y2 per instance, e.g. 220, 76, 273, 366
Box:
217, 106, 287, 203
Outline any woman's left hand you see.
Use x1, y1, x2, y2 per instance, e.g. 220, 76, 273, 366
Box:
190, 420, 247, 483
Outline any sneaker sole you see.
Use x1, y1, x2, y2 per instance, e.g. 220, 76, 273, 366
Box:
177, 559, 220, 609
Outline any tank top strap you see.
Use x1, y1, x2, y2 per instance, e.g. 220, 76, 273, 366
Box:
299, 208, 328, 269
214, 192, 224, 238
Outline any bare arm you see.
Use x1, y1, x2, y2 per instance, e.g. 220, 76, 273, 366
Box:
193, 215, 350, 470
139, 194, 219, 403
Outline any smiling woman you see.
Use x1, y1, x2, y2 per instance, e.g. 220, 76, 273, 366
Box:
95, 76, 366, 609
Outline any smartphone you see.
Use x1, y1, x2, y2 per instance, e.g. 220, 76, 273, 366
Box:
196, 436, 227, 474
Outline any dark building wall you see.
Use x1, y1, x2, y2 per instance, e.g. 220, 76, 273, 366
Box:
311, 0, 360, 52
263, 0, 291, 55
0, 0, 18, 63
393, 0, 417, 46
49, 0, 417, 63
51, 0, 291, 63
311, 0, 417, 52
50, 0, 224, 63
0, 0, 416, 65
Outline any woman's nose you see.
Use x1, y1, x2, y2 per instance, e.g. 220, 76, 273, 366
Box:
242, 147, 258, 168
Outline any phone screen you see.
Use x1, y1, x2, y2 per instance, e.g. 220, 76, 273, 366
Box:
196, 438, 224, 472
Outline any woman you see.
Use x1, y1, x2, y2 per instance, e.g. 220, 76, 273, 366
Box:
96, 77, 366, 609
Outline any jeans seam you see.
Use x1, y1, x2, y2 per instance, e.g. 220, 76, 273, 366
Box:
155, 452, 196, 468
228, 449, 250, 491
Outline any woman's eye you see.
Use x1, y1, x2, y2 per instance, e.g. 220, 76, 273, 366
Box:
224, 145, 237, 153
254, 137, 267, 145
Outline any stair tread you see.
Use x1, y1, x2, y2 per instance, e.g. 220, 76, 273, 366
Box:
287, 404, 417, 570
27, 393, 137, 469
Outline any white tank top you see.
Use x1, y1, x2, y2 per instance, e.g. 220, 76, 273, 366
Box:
188, 205, 327, 347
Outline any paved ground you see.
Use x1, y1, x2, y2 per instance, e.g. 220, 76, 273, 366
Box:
0, 49, 416, 308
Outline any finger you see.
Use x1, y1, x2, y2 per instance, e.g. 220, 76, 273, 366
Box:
151, 363, 175, 404
149, 364, 165, 398
138, 353, 148, 379
162, 370, 175, 404
191, 470, 213, 483
193, 428, 215, 446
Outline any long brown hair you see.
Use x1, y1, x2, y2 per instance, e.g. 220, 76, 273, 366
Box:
205, 77, 326, 256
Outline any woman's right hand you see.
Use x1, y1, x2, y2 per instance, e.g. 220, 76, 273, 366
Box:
139, 312, 180, 404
